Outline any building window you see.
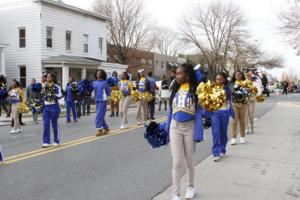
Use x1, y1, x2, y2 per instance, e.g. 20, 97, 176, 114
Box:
161, 61, 164, 69
46, 27, 53, 48
155, 61, 159, 68
98, 37, 103, 55
19, 65, 26, 88
66, 31, 71, 51
19, 28, 26, 48
83, 34, 88, 53
141, 59, 146, 65
148, 60, 153, 67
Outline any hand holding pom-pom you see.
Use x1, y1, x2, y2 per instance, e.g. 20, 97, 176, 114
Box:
196, 81, 226, 112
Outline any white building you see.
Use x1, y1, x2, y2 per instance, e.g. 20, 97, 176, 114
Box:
0, 0, 127, 88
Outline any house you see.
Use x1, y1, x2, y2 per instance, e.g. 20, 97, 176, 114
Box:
153, 53, 180, 77
0, 43, 9, 75
107, 45, 154, 79
0, 0, 127, 88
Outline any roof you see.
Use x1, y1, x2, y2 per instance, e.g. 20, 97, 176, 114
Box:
35, 0, 111, 22
42, 55, 102, 66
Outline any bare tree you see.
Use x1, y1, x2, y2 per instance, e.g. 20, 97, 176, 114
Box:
279, 0, 300, 55
182, 1, 247, 79
151, 27, 186, 57
93, 0, 152, 64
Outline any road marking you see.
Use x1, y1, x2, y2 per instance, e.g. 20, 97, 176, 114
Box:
4, 117, 167, 165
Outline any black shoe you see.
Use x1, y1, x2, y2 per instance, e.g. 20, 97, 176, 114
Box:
6, 113, 10, 118
116, 112, 119, 117
20, 122, 26, 126
109, 112, 114, 117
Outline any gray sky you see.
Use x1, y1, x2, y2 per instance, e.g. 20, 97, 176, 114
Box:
63, 0, 300, 78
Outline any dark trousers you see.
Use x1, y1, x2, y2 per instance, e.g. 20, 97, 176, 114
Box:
158, 100, 167, 111
0, 98, 9, 115
82, 96, 91, 115
148, 98, 155, 119
76, 100, 82, 118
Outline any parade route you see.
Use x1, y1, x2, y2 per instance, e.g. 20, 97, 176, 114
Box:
0, 95, 293, 200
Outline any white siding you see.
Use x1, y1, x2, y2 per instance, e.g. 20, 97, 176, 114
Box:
41, 3, 107, 61
0, 0, 42, 87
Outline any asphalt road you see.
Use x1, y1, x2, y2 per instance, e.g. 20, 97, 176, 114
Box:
0, 94, 296, 200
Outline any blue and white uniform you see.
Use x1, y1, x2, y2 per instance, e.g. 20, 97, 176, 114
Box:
211, 86, 234, 157
42, 84, 63, 145
93, 80, 111, 130
166, 84, 204, 142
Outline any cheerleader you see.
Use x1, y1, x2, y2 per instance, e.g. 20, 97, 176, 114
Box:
245, 69, 262, 134
8, 80, 24, 134
211, 72, 234, 162
230, 71, 247, 145
166, 64, 204, 200
65, 77, 78, 123
119, 72, 133, 129
41, 73, 62, 148
136, 69, 150, 125
93, 69, 111, 136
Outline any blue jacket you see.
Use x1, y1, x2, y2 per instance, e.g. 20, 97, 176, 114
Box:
147, 77, 156, 94
65, 84, 74, 103
92, 80, 111, 102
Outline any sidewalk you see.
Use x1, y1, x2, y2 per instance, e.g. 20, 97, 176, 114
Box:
154, 101, 300, 200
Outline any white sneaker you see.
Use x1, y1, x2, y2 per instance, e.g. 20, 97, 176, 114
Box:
15, 128, 21, 133
120, 124, 125, 129
231, 138, 237, 145
220, 153, 226, 158
214, 156, 222, 162
124, 124, 129, 128
172, 195, 181, 200
41, 143, 51, 148
52, 143, 59, 147
240, 137, 246, 144
9, 129, 17, 134
185, 186, 195, 199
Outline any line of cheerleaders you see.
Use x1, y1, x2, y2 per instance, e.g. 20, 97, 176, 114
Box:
15, 64, 262, 199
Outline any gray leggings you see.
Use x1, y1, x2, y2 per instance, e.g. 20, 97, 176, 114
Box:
170, 120, 195, 196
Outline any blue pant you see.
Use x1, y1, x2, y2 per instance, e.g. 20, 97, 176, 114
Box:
82, 96, 91, 115
211, 113, 230, 157
43, 104, 60, 144
66, 101, 77, 122
95, 101, 108, 129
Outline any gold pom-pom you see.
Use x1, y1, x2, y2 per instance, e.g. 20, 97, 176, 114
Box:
242, 80, 258, 96
256, 95, 265, 102
110, 90, 123, 103
131, 90, 141, 101
141, 92, 153, 102
18, 103, 30, 114
196, 81, 226, 112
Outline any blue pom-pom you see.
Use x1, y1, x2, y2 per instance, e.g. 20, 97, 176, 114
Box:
144, 121, 169, 148
32, 83, 42, 92
108, 77, 119, 87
